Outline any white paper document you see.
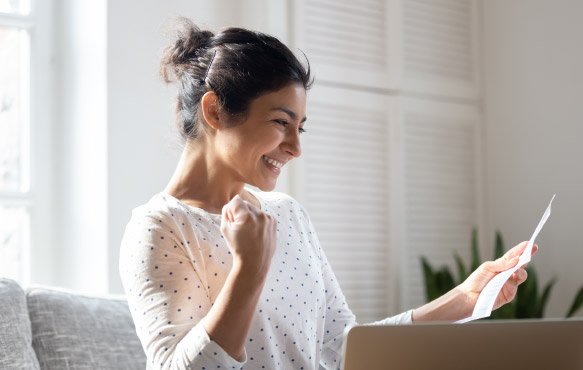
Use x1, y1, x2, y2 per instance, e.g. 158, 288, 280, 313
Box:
455, 194, 556, 324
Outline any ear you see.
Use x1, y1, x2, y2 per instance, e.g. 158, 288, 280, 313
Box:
200, 91, 221, 131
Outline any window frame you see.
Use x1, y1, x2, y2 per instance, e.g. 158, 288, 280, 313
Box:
0, 0, 55, 286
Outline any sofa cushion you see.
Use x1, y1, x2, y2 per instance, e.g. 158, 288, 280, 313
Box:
0, 278, 41, 370
26, 286, 146, 370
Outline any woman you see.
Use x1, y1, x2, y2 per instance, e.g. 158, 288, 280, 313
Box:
120, 18, 534, 370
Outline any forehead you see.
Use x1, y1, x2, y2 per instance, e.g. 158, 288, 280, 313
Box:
250, 83, 307, 117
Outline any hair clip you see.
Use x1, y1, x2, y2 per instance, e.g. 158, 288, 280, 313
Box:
203, 50, 217, 84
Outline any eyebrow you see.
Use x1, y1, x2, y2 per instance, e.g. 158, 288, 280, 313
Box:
270, 107, 307, 123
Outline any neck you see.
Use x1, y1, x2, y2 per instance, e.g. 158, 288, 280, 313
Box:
164, 140, 246, 214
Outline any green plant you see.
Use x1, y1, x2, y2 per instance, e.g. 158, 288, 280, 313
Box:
420, 229, 583, 319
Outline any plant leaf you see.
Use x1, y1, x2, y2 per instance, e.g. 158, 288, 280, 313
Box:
516, 266, 539, 318
491, 300, 516, 319
536, 277, 557, 318
471, 228, 480, 271
494, 230, 504, 259
436, 267, 455, 297
421, 257, 438, 302
566, 285, 583, 318
453, 252, 467, 283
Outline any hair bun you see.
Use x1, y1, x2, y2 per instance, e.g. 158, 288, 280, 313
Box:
160, 18, 214, 82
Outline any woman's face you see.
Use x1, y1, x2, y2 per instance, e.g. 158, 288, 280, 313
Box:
214, 83, 307, 191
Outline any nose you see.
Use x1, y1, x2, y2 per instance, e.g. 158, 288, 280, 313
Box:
282, 130, 302, 159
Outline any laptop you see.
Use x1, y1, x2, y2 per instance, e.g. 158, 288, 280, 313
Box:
341, 319, 583, 370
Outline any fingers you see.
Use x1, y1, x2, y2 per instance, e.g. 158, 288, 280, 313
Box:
473, 241, 541, 279
229, 195, 249, 222
221, 202, 233, 223
221, 194, 264, 224
484, 256, 519, 273
222, 196, 242, 223
501, 268, 528, 302
517, 244, 539, 269
512, 268, 528, 284
503, 241, 528, 260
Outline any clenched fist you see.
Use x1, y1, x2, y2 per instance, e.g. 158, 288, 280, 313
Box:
220, 195, 277, 278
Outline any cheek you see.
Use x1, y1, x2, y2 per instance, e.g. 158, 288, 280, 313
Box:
261, 130, 284, 150
220, 127, 282, 161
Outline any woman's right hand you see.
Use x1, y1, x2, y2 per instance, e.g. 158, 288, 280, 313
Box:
220, 195, 277, 278
202, 195, 276, 360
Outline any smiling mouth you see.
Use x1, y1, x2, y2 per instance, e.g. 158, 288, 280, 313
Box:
262, 155, 284, 169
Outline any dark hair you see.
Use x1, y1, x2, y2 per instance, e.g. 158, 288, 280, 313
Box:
160, 18, 312, 140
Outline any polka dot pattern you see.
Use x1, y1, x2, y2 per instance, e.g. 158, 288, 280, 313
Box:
120, 190, 411, 370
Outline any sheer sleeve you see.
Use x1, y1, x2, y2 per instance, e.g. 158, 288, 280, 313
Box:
119, 208, 246, 370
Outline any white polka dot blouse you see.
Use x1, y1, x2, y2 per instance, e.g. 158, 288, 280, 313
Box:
119, 190, 412, 370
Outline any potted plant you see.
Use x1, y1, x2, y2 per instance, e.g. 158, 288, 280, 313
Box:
420, 229, 583, 318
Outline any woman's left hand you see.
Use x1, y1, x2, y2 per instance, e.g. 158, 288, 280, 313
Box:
412, 241, 538, 322
459, 241, 538, 312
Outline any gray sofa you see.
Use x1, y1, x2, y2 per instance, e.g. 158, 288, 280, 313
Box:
0, 278, 146, 370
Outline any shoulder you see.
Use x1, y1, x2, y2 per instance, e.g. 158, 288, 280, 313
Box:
120, 194, 179, 250
250, 189, 312, 222
127, 193, 182, 227
123, 192, 210, 241
120, 193, 211, 259
250, 189, 301, 210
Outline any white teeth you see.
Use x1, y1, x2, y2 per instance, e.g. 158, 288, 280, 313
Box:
263, 155, 283, 169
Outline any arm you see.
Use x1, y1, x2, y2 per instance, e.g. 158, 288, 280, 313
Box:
119, 195, 276, 369
202, 195, 277, 359
200, 259, 267, 361
412, 241, 536, 322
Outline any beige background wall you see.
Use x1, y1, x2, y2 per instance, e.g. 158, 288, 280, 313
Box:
482, 0, 583, 317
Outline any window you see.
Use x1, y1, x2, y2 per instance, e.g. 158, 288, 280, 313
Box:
0, 0, 32, 282
0, 0, 52, 285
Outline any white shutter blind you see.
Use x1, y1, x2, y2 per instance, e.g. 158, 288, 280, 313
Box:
400, 99, 480, 309
294, 0, 395, 89
290, 0, 484, 315
402, 0, 478, 97
294, 86, 392, 323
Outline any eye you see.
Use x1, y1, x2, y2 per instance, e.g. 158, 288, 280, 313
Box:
273, 119, 306, 134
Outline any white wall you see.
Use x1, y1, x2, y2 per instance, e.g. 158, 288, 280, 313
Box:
27, 0, 56, 286
53, 0, 108, 293
482, 0, 583, 317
